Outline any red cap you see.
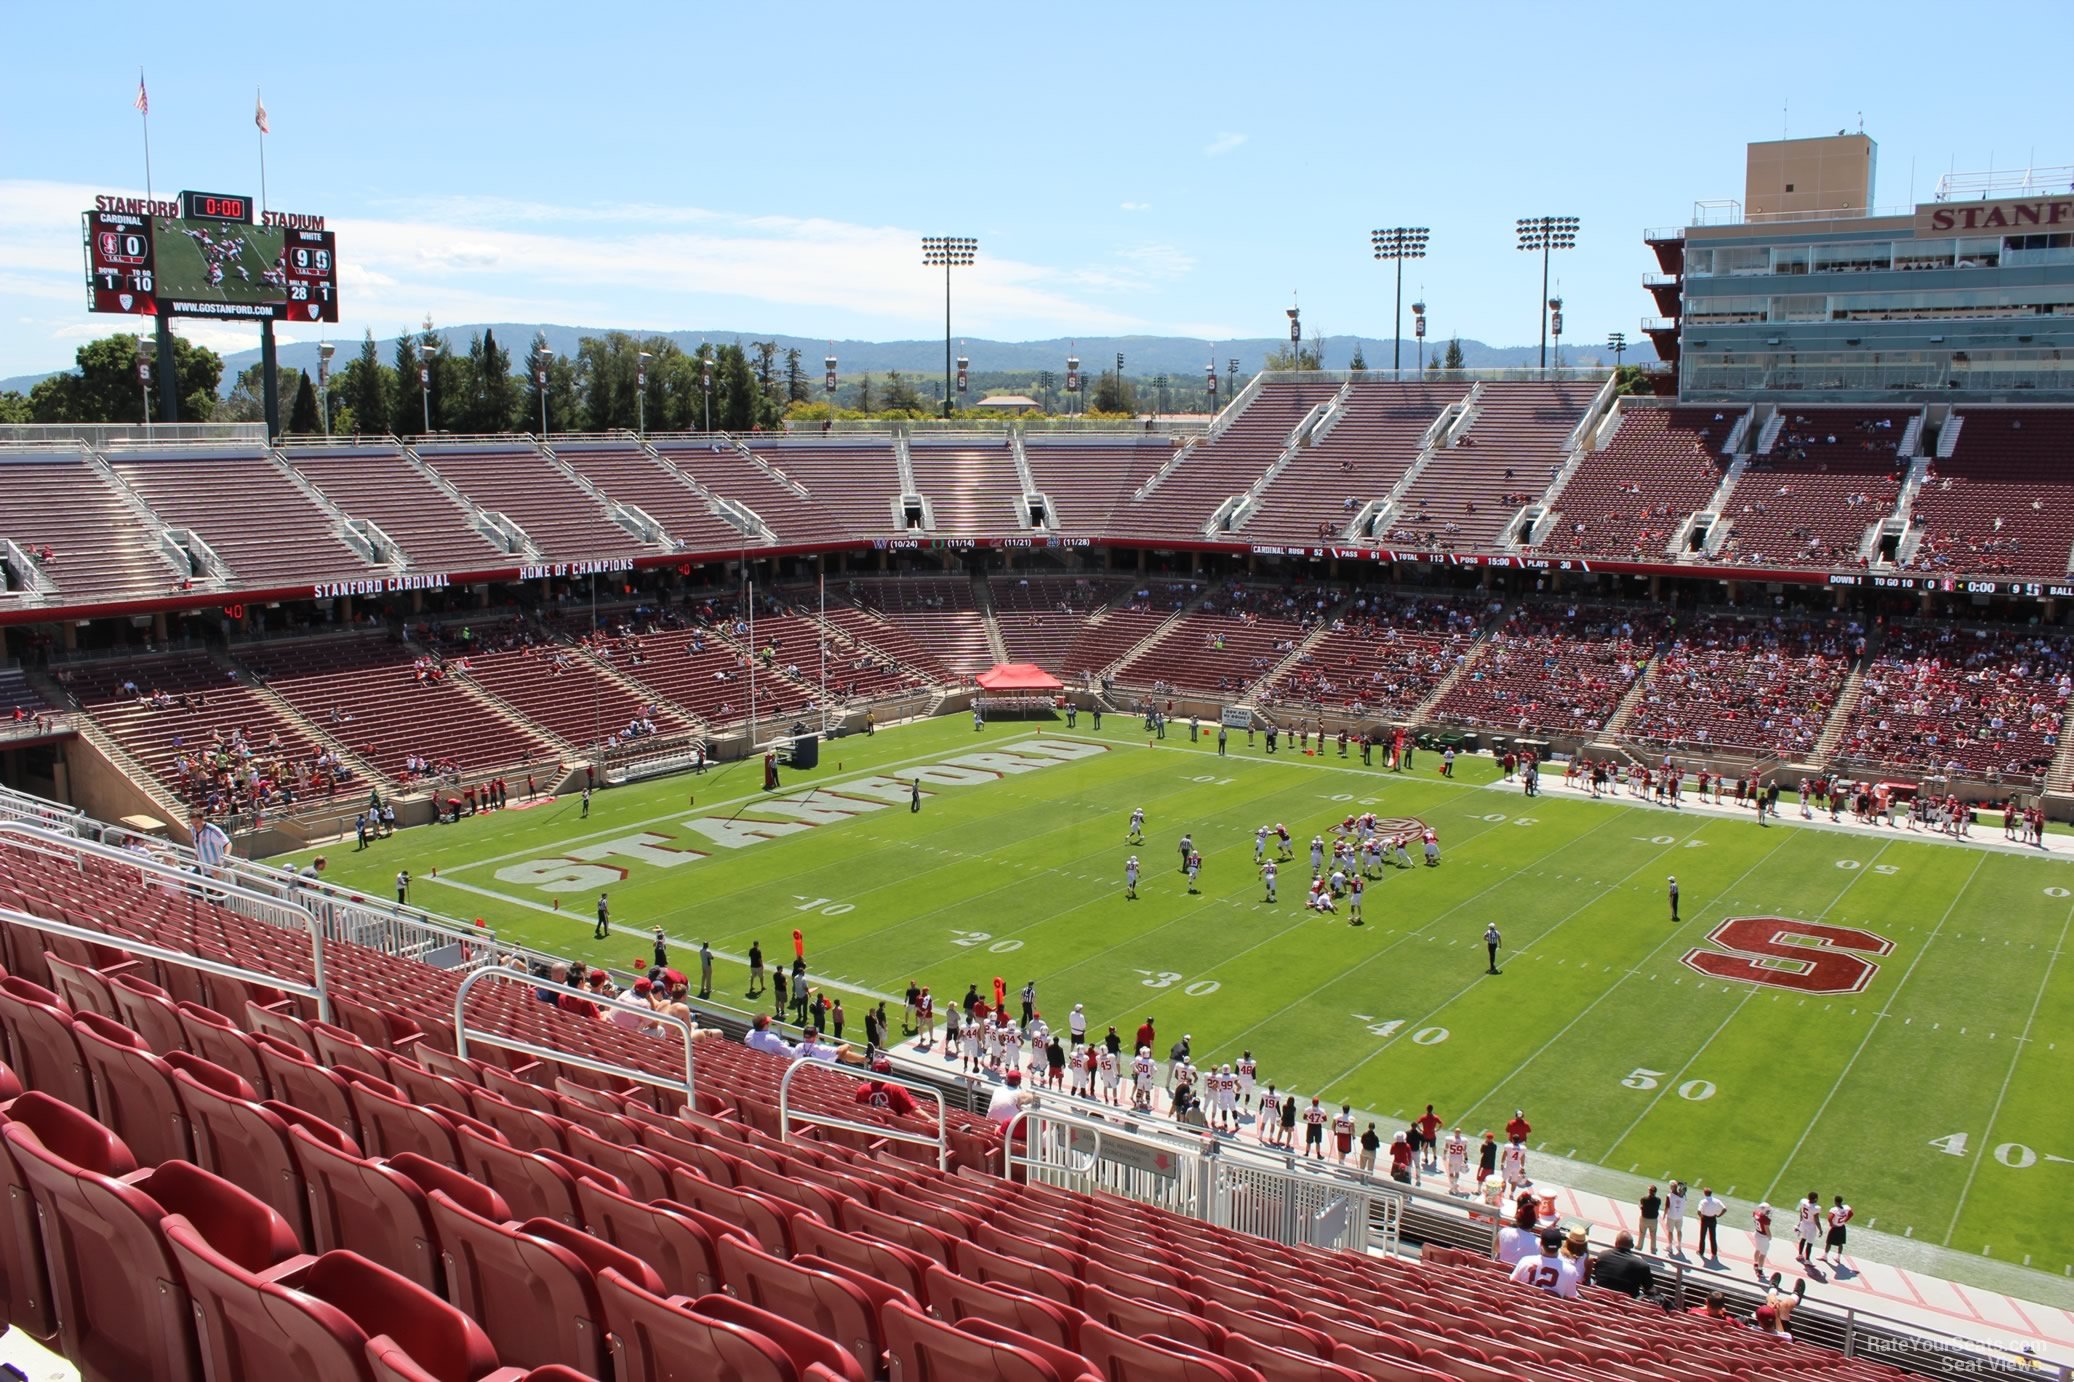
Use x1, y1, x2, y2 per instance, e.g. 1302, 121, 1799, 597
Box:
633, 978, 653, 993
588, 968, 608, 982
665, 969, 686, 986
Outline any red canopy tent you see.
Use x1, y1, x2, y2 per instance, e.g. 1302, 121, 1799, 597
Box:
973, 663, 1064, 693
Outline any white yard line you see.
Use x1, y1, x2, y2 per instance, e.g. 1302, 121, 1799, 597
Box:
1759, 850, 1988, 1207
1940, 893, 2074, 1246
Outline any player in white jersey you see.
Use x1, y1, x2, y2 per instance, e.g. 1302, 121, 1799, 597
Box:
1212, 1065, 1237, 1130
1823, 1197, 1853, 1264
1235, 1052, 1257, 1107
1309, 836, 1326, 876
1170, 1058, 1196, 1106
1129, 1048, 1156, 1110
1663, 1180, 1688, 1256
1096, 1046, 1120, 1104
1349, 875, 1365, 925
1128, 807, 1145, 843
1328, 868, 1347, 897
959, 1014, 982, 1073
1260, 859, 1278, 903
1444, 1128, 1470, 1194
1254, 826, 1269, 864
1000, 1021, 1023, 1076
1795, 1192, 1823, 1264
1069, 1043, 1092, 1097
1500, 1139, 1528, 1193
1422, 828, 1441, 866
1125, 855, 1140, 899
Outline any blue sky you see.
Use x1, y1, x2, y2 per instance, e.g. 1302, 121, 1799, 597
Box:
2, 2, 2068, 379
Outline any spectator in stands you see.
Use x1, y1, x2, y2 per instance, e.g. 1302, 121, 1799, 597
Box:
1689, 1291, 1735, 1323
855, 1057, 918, 1115
745, 1013, 795, 1058
987, 1069, 1033, 1126
1592, 1231, 1654, 1298
1496, 1196, 1541, 1266
796, 1027, 847, 1063
1508, 1228, 1582, 1299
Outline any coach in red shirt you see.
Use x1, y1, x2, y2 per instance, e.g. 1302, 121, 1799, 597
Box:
1506, 1110, 1532, 1143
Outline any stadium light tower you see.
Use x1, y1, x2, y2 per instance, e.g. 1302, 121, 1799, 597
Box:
1516, 216, 1580, 369
535, 344, 552, 439
1065, 351, 1080, 416
1114, 352, 1126, 413
921, 236, 977, 420
1369, 226, 1430, 372
1548, 296, 1565, 368
1412, 299, 1428, 373
316, 341, 335, 437
135, 335, 155, 435
417, 339, 439, 436
636, 350, 653, 437
1606, 330, 1627, 369
700, 345, 713, 433
1286, 304, 1302, 370
1228, 357, 1240, 400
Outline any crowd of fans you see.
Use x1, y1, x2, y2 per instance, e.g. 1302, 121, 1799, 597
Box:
1626, 613, 1861, 756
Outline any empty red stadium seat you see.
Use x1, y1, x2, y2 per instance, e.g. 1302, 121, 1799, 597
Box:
720, 1237, 885, 1375
175, 1000, 271, 1094
70, 1009, 191, 1166
599, 1264, 803, 1382
883, 1296, 1074, 1382
0, 1089, 135, 1339
1079, 1319, 1260, 1382
573, 1178, 729, 1298
0, 976, 91, 1114
108, 971, 188, 1057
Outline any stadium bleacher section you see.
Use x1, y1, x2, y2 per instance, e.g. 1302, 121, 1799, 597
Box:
1243, 381, 1467, 544
1625, 613, 1859, 758
1107, 381, 1342, 539
550, 440, 755, 554
846, 578, 992, 677
416, 443, 652, 563
989, 576, 1130, 674
745, 439, 904, 541
1110, 582, 1330, 695
286, 443, 513, 571
909, 440, 1027, 538
1021, 436, 1171, 535
0, 449, 187, 603
1385, 381, 1595, 552
1537, 407, 1737, 558
1708, 411, 1913, 569
1431, 605, 1664, 738
1260, 595, 1484, 720
1834, 625, 2069, 781
1905, 409, 2074, 578
107, 446, 383, 587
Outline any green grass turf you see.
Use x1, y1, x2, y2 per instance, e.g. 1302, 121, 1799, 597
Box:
152, 218, 286, 307
274, 714, 2074, 1285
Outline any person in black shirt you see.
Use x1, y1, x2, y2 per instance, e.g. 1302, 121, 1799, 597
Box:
747, 940, 765, 996
1638, 1185, 1662, 1253
1477, 1130, 1499, 1187
1592, 1232, 1655, 1299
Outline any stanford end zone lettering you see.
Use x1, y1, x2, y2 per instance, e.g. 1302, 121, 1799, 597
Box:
1682, 917, 1892, 995
1919, 198, 2074, 233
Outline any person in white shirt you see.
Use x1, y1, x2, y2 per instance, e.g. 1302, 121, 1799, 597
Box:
1664, 1180, 1689, 1257
1068, 1003, 1087, 1046
1096, 1045, 1120, 1105
1129, 1047, 1156, 1108
796, 1029, 847, 1063
1235, 1052, 1257, 1108
1498, 1210, 1543, 1269
1696, 1186, 1728, 1260
986, 1069, 1032, 1126
1823, 1196, 1854, 1264
1795, 1191, 1824, 1265
1508, 1229, 1583, 1299
1500, 1139, 1528, 1193
744, 1014, 796, 1059
1125, 855, 1140, 900
1444, 1128, 1471, 1195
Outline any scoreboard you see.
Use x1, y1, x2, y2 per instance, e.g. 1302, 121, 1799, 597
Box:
82, 191, 338, 322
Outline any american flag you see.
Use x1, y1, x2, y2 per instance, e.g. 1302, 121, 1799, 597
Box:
134, 70, 148, 115
254, 91, 268, 135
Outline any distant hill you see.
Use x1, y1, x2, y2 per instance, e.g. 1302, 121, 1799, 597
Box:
2, 327, 1612, 397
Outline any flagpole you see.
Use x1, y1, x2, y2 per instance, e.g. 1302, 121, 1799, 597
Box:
137, 69, 152, 200
256, 89, 267, 214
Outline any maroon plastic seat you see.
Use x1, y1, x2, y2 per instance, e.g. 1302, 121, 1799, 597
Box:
598, 1266, 804, 1382
108, 971, 189, 1056
70, 1008, 192, 1166
0, 976, 92, 1114
0, 1090, 136, 1339
562, 1120, 674, 1201
429, 1189, 663, 1374
167, 1219, 503, 1382
342, 1069, 470, 1166
42, 954, 123, 1023
721, 1237, 883, 1378
572, 1179, 727, 1298
456, 1124, 584, 1225
5, 1128, 293, 1382
789, 1219, 933, 1302
175, 1001, 270, 1094
1224, 1333, 1368, 1382
243, 999, 321, 1057
480, 1063, 558, 1113
696, 1293, 870, 1382
464, 1086, 570, 1153
255, 1030, 360, 1141
1082, 1280, 1228, 1352
1079, 1320, 1257, 1382
958, 1321, 1105, 1382
386, 1054, 478, 1117
168, 1050, 314, 1236
290, 1124, 505, 1294
883, 1297, 1068, 1381
921, 1262, 1081, 1350
312, 1019, 393, 1079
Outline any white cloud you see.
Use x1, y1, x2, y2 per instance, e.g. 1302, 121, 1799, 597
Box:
1119, 201, 1152, 212
1113, 244, 1196, 280
1203, 132, 1247, 157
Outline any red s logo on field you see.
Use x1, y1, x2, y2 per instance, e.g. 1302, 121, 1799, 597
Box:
1681, 917, 1893, 995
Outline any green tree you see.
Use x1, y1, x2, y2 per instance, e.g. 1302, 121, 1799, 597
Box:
342, 330, 391, 436
456, 328, 518, 434
288, 373, 321, 433
1263, 342, 1324, 371
750, 341, 779, 406
392, 332, 426, 435
1092, 370, 1137, 414
1442, 337, 1466, 371
715, 342, 758, 431
782, 348, 807, 403
25, 332, 222, 424
1348, 342, 1367, 372
854, 374, 874, 413
0, 391, 29, 424
219, 362, 302, 425
881, 371, 923, 414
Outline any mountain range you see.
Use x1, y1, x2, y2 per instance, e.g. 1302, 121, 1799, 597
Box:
1, 327, 1619, 397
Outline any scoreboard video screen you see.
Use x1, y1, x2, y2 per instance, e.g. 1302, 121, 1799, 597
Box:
83, 191, 338, 322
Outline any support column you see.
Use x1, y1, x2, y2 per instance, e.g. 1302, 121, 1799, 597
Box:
155, 315, 179, 423
260, 320, 281, 442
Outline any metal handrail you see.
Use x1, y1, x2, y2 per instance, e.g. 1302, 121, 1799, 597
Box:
0, 905, 329, 1019
777, 1056, 949, 1171
451, 964, 696, 1104
0, 784, 85, 833
0, 822, 330, 1021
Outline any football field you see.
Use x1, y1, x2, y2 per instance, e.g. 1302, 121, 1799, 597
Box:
276, 714, 2074, 1288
